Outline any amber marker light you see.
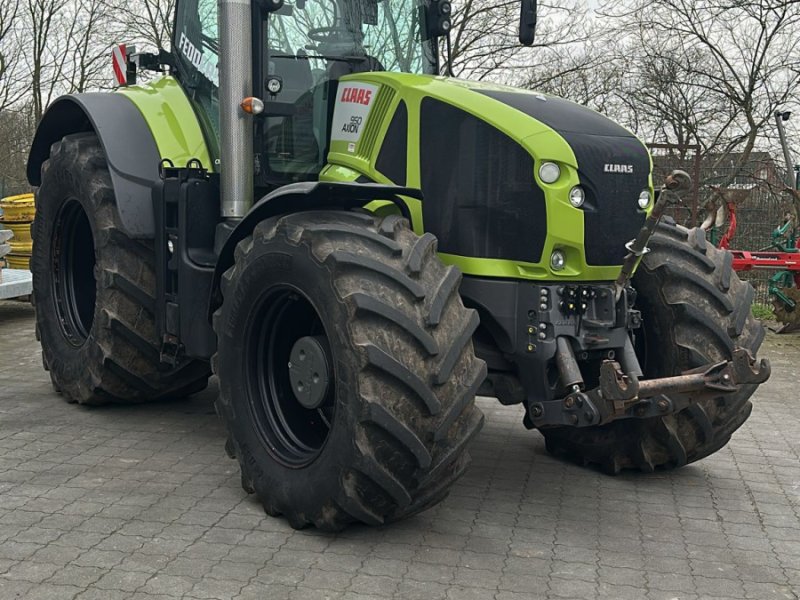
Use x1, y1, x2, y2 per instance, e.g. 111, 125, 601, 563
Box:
240, 97, 264, 115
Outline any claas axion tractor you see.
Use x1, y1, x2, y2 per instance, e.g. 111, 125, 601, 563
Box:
27, 0, 770, 529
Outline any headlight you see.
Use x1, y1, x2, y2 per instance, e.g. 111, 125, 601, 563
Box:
569, 186, 585, 208
638, 190, 651, 209
550, 249, 566, 271
538, 162, 561, 184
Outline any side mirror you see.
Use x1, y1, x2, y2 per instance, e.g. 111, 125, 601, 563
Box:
255, 0, 284, 13
519, 0, 537, 46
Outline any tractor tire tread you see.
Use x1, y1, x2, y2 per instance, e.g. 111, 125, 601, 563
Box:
213, 211, 484, 530
32, 133, 210, 404
542, 222, 764, 472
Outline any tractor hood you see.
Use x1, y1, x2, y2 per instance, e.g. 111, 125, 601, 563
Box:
326, 73, 653, 279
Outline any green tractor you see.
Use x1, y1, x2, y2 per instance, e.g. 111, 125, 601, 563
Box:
27, 0, 769, 530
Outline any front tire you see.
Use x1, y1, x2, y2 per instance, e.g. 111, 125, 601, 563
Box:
542, 221, 765, 473
32, 133, 210, 404
213, 211, 486, 530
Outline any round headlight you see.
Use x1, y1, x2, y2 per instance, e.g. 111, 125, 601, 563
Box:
638, 190, 651, 209
550, 249, 566, 271
539, 162, 561, 184
569, 186, 585, 208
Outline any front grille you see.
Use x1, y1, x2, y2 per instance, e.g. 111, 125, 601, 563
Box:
478, 90, 651, 266
419, 98, 547, 263
568, 134, 649, 265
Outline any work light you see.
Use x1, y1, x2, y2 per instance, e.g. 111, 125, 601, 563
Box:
568, 186, 585, 208
539, 162, 560, 184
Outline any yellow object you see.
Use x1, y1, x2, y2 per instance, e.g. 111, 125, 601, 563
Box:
0, 193, 35, 222
5, 254, 30, 269
4, 221, 32, 253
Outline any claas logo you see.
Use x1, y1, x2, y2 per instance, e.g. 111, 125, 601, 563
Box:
340, 87, 373, 105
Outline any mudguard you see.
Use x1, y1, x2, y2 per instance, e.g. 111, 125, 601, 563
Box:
208, 181, 421, 318
27, 93, 161, 238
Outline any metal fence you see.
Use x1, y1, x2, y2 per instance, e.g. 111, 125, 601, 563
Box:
647, 143, 792, 306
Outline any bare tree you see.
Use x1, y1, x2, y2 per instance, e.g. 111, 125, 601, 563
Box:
66, 0, 116, 92
24, 0, 72, 120
0, 103, 35, 195
601, 0, 800, 186
447, 0, 593, 82
520, 37, 622, 113
105, 0, 175, 52
20, 0, 116, 120
0, 0, 23, 112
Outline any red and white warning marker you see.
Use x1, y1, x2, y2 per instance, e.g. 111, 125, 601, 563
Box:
112, 44, 128, 86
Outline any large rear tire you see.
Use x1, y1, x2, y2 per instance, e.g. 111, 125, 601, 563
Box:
213, 211, 486, 531
542, 221, 765, 473
31, 133, 210, 404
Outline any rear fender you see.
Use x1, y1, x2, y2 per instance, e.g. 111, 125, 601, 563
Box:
27, 79, 212, 239
27, 93, 162, 238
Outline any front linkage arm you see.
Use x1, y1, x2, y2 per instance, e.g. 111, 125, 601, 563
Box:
536, 348, 770, 428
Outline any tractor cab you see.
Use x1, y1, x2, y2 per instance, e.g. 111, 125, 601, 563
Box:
173, 0, 438, 187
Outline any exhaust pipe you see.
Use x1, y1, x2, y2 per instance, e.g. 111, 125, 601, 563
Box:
775, 111, 797, 191
218, 0, 254, 218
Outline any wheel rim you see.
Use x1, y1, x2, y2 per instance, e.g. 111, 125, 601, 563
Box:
51, 199, 96, 346
246, 286, 336, 468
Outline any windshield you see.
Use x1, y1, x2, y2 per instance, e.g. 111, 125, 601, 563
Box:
261, 0, 435, 180
269, 0, 437, 75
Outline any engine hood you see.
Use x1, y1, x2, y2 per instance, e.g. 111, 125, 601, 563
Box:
326, 73, 653, 277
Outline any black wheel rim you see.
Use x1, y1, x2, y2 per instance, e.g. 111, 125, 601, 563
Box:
246, 286, 336, 468
51, 200, 96, 346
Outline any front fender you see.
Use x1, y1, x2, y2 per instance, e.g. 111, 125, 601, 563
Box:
209, 181, 421, 319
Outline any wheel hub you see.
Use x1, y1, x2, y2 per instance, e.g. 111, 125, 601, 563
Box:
51, 199, 96, 346
288, 336, 331, 410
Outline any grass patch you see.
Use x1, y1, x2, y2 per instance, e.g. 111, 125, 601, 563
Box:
751, 302, 775, 321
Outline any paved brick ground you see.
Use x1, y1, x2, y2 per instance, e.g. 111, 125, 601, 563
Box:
1, 299, 799, 600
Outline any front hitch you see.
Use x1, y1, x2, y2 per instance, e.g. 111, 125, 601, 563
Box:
530, 348, 770, 428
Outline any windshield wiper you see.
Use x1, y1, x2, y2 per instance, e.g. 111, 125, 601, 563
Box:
271, 52, 369, 63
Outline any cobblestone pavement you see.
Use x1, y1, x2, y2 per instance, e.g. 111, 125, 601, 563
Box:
1, 299, 799, 600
